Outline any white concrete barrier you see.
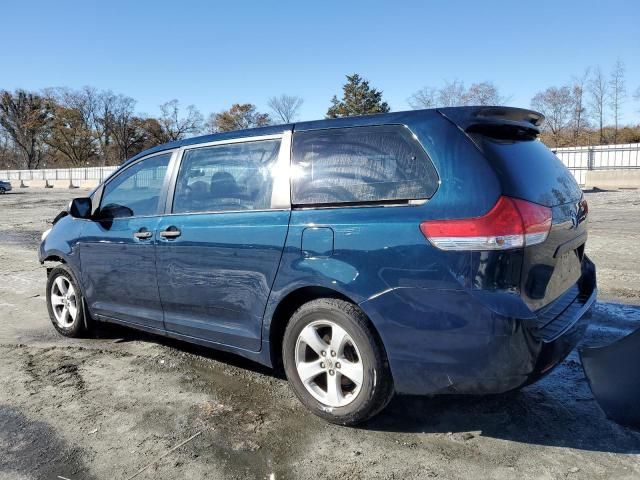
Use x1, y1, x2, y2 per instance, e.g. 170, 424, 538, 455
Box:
79, 180, 100, 189
8, 178, 100, 189
585, 170, 640, 190
27, 180, 49, 188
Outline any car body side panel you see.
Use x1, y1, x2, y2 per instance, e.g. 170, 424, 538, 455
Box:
39, 215, 85, 273
263, 205, 471, 340
262, 112, 503, 349
360, 283, 593, 395
359, 286, 527, 394
156, 210, 290, 351
78, 216, 165, 329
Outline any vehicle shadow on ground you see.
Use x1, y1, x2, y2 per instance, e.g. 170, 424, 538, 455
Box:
91, 301, 640, 455
0, 405, 98, 480
366, 301, 640, 454
366, 388, 640, 454
0, 190, 26, 195
91, 323, 277, 377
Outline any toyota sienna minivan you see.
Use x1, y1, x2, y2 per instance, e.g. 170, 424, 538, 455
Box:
39, 107, 596, 425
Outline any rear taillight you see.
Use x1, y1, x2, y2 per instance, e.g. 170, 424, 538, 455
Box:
420, 196, 552, 251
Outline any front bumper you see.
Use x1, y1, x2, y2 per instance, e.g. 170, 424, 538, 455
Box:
360, 256, 597, 396
0, 183, 11, 191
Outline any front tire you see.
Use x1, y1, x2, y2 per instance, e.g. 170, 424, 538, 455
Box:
46, 265, 87, 337
282, 298, 394, 425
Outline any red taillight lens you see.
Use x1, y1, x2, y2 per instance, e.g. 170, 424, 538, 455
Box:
420, 196, 552, 251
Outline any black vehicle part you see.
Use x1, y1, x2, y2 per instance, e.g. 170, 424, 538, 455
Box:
580, 327, 640, 428
52, 210, 69, 225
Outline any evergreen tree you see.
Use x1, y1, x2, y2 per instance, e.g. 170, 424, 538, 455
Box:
326, 74, 390, 118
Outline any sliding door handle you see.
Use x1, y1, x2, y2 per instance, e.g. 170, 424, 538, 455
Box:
160, 227, 181, 239
133, 230, 153, 240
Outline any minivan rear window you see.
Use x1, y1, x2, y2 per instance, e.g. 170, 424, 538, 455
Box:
291, 125, 438, 206
470, 135, 583, 207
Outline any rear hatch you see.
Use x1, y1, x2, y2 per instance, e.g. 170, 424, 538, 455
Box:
440, 107, 587, 310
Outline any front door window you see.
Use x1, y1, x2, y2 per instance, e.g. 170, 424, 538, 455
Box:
99, 153, 171, 218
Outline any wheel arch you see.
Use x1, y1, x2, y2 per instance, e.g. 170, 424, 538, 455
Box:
267, 285, 387, 372
43, 255, 92, 330
42, 254, 67, 275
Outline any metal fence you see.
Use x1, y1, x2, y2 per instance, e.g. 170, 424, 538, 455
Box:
553, 143, 640, 186
1, 142, 640, 188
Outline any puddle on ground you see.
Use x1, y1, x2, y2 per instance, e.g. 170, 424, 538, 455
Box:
170, 354, 320, 479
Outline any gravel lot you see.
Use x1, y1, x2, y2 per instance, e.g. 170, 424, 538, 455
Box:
1, 188, 639, 480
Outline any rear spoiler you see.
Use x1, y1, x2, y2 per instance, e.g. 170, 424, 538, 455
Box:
437, 106, 544, 136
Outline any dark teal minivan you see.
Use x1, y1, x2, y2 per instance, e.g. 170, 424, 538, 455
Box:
40, 107, 596, 425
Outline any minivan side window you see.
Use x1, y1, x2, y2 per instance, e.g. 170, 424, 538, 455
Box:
291, 125, 438, 205
99, 153, 171, 218
172, 139, 281, 214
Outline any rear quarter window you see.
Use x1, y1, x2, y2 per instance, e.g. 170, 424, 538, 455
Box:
291, 125, 438, 205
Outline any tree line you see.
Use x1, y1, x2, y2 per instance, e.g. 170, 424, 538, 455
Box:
407, 60, 640, 148
530, 60, 639, 147
2, 64, 639, 169
0, 89, 305, 170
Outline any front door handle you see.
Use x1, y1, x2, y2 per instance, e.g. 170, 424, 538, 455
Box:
134, 229, 153, 240
160, 226, 181, 239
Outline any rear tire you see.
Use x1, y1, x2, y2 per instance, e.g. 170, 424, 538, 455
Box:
46, 265, 88, 338
282, 298, 394, 425
0, 187, 6, 194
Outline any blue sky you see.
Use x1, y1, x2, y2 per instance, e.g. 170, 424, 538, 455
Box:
3, 0, 639, 123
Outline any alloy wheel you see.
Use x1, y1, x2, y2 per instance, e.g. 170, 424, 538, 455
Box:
294, 320, 364, 407
50, 276, 78, 328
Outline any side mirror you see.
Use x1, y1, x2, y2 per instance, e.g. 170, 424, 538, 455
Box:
68, 197, 92, 219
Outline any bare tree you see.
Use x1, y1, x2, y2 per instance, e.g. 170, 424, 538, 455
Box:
531, 86, 574, 147
46, 108, 96, 167
44, 88, 97, 166
206, 103, 271, 133
408, 86, 437, 109
0, 90, 51, 169
0, 126, 14, 168
156, 100, 203, 142
105, 95, 144, 162
90, 89, 118, 165
437, 80, 467, 107
464, 82, 507, 105
409, 80, 507, 108
570, 69, 590, 145
609, 59, 626, 143
268, 95, 303, 123
589, 66, 608, 144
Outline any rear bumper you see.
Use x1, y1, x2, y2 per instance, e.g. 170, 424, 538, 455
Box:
359, 256, 597, 396
0, 184, 11, 191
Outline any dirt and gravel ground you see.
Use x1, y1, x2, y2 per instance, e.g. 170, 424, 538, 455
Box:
0, 187, 639, 480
